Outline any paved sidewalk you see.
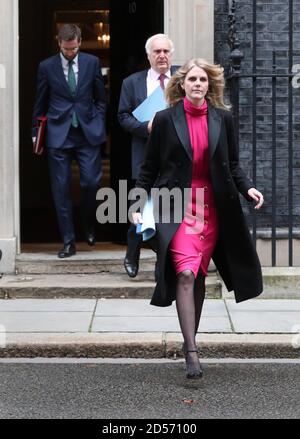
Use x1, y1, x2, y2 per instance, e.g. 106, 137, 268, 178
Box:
0, 298, 300, 358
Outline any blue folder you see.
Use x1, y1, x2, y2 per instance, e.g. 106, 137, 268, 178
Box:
133, 86, 167, 122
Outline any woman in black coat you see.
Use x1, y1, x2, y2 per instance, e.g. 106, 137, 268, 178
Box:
133, 58, 264, 379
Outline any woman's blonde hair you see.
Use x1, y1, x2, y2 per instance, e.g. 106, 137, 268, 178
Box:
165, 58, 230, 110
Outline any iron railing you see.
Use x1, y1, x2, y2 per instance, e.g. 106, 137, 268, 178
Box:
226, 0, 299, 266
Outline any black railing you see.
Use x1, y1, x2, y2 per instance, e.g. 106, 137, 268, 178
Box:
226, 0, 299, 267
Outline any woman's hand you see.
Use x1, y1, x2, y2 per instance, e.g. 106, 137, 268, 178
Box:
132, 212, 143, 225
248, 188, 264, 210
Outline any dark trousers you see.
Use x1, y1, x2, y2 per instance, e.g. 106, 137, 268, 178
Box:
127, 221, 142, 259
126, 179, 142, 259
47, 144, 102, 245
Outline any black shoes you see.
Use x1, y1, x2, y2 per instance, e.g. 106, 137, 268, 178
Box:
124, 256, 139, 278
58, 243, 76, 259
83, 226, 96, 246
183, 345, 203, 379
85, 233, 96, 247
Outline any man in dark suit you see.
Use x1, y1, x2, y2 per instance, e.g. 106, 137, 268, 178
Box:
118, 34, 177, 277
32, 24, 106, 258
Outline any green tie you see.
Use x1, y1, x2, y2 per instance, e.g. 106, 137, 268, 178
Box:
68, 61, 79, 128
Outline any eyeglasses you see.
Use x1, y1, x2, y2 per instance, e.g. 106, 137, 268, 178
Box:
60, 47, 80, 53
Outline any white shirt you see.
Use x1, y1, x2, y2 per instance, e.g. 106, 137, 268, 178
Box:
147, 67, 171, 97
60, 53, 79, 84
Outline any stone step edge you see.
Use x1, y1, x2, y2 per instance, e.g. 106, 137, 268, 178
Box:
1, 287, 221, 300
2, 271, 220, 280
0, 333, 298, 359
15, 260, 156, 275
0, 276, 222, 299
0, 273, 221, 288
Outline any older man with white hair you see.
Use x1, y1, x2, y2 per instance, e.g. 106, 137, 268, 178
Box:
118, 34, 178, 278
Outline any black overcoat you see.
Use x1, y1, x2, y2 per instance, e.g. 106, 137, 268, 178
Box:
136, 100, 263, 307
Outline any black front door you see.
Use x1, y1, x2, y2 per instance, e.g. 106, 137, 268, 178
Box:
109, 0, 164, 242
19, 0, 164, 245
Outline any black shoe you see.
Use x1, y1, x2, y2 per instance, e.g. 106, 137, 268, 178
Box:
85, 234, 96, 247
185, 350, 203, 379
124, 256, 139, 278
83, 226, 96, 246
58, 243, 76, 259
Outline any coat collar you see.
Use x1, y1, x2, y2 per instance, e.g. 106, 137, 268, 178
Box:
208, 104, 222, 159
171, 100, 222, 161
171, 100, 193, 161
137, 70, 148, 101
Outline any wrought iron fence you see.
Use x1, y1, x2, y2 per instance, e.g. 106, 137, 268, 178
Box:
226, 0, 300, 266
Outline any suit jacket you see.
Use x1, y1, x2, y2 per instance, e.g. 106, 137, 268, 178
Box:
117, 66, 178, 179
32, 52, 107, 147
136, 100, 263, 307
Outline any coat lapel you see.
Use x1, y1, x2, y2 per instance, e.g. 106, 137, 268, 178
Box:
54, 54, 70, 96
208, 104, 222, 159
171, 100, 193, 161
137, 70, 148, 102
76, 52, 88, 95
171, 101, 222, 161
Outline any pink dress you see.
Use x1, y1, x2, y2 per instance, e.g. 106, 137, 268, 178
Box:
169, 97, 219, 278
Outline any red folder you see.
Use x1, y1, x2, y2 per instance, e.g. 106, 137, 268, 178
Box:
33, 116, 47, 155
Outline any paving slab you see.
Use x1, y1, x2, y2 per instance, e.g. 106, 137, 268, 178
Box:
202, 299, 228, 316
225, 299, 300, 311
95, 298, 175, 317
0, 299, 96, 312
91, 315, 232, 333
226, 299, 300, 333
228, 311, 300, 333
92, 316, 181, 332
198, 316, 233, 332
93, 299, 230, 333
95, 298, 227, 317
0, 312, 92, 333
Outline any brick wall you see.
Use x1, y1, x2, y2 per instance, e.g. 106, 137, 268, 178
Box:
215, 0, 300, 230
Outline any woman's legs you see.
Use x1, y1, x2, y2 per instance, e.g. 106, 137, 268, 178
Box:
194, 273, 206, 335
176, 270, 197, 350
180, 272, 205, 349
176, 270, 202, 377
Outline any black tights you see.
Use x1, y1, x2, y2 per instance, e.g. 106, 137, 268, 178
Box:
176, 270, 205, 352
